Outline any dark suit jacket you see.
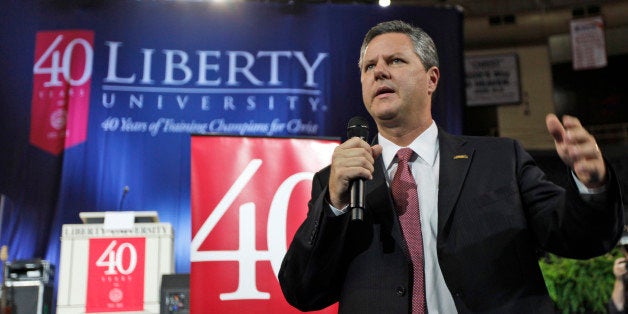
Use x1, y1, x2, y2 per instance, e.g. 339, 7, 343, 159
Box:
278, 129, 624, 313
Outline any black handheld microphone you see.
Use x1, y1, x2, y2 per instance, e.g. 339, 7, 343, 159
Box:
347, 116, 369, 221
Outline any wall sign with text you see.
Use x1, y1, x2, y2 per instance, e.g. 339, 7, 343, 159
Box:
570, 16, 607, 70
465, 53, 521, 106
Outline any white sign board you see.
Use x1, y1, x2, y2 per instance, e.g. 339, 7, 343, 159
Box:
465, 54, 521, 106
570, 16, 607, 70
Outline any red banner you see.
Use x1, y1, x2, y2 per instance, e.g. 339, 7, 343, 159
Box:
191, 136, 339, 313
86, 237, 146, 313
30, 30, 93, 155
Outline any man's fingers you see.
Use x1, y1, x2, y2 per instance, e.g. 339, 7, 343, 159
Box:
568, 142, 601, 161
564, 126, 594, 146
547, 114, 607, 187
331, 138, 377, 182
561, 114, 583, 130
336, 156, 375, 177
328, 140, 380, 208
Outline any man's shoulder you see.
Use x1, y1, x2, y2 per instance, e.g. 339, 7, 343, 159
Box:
440, 130, 518, 147
438, 131, 527, 160
461, 134, 515, 145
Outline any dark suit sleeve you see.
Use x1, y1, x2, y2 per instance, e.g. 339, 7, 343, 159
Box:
278, 167, 353, 311
515, 140, 623, 258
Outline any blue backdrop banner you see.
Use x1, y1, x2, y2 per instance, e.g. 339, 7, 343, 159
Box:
0, 0, 463, 290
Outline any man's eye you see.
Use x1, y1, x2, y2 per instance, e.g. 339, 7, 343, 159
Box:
365, 64, 375, 71
392, 58, 403, 64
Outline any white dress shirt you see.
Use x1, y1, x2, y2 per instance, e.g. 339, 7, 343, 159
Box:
378, 121, 457, 313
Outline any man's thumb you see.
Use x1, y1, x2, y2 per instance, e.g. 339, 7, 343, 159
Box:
546, 114, 565, 144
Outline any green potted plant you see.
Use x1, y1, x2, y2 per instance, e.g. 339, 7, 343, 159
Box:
539, 249, 621, 313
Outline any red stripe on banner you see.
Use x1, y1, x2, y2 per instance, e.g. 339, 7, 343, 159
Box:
190, 135, 339, 313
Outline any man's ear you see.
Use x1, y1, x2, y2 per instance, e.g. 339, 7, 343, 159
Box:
427, 66, 440, 94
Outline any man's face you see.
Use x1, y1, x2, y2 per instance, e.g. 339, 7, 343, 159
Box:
360, 33, 438, 127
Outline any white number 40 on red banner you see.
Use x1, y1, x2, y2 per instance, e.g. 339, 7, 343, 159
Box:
191, 136, 339, 313
86, 237, 146, 313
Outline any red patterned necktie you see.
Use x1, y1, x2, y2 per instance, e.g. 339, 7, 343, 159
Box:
391, 148, 426, 314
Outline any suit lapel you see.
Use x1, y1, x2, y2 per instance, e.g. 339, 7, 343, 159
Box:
437, 129, 474, 233
366, 154, 391, 213
365, 136, 391, 214
365, 139, 403, 252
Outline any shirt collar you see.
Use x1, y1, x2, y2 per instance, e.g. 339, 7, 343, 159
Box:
379, 120, 438, 170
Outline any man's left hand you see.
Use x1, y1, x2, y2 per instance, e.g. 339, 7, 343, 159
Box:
545, 113, 606, 188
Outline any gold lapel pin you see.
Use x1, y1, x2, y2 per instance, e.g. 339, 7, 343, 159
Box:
453, 154, 469, 160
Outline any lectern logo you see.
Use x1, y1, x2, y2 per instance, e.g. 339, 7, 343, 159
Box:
86, 238, 145, 313
109, 288, 124, 303
30, 30, 93, 155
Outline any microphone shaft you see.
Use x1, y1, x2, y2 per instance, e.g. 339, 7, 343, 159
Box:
350, 180, 365, 221
346, 116, 369, 222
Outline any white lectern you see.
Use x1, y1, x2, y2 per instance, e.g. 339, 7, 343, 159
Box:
56, 211, 173, 314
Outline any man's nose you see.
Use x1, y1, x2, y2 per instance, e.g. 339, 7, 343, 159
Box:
373, 62, 390, 80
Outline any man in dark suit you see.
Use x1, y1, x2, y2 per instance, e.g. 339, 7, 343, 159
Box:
278, 20, 624, 313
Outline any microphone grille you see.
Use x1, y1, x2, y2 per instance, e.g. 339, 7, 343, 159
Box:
347, 116, 369, 139
347, 116, 368, 129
